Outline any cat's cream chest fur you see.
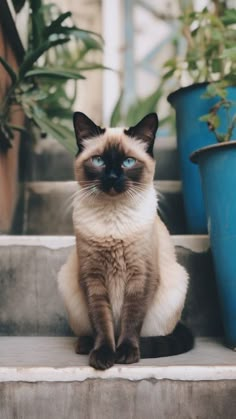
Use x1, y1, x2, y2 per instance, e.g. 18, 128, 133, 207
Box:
72, 185, 157, 239
58, 184, 189, 337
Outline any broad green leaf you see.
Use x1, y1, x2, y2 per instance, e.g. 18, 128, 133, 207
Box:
76, 64, 111, 72
64, 26, 103, 42
222, 9, 236, 25
44, 108, 73, 119
19, 38, 70, 78
0, 56, 17, 84
211, 59, 221, 74
66, 28, 103, 50
29, 0, 43, 14
32, 111, 76, 154
25, 67, 86, 80
44, 11, 71, 36
29, 0, 46, 49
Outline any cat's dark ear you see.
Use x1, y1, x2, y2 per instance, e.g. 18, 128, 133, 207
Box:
73, 112, 105, 152
124, 113, 158, 157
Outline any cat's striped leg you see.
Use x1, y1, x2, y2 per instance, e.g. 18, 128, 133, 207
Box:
116, 274, 150, 364
81, 276, 116, 370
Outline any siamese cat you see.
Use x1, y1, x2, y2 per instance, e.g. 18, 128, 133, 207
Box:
58, 112, 193, 370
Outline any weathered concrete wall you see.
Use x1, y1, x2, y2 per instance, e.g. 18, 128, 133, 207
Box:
0, 379, 235, 419
0, 240, 223, 336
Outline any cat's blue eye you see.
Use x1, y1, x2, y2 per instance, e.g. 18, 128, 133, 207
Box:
91, 156, 105, 167
122, 157, 136, 168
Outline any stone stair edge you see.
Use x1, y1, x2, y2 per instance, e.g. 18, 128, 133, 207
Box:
23, 180, 182, 191
0, 337, 235, 383
0, 235, 209, 253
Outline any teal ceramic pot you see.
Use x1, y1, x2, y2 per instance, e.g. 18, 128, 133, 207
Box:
191, 141, 236, 349
168, 84, 236, 234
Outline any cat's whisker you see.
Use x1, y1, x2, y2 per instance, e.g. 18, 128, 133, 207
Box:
125, 188, 144, 205
62, 185, 97, 214
59, 188, 81, 218
130, 181, 147, 186
73, 186, 99, 206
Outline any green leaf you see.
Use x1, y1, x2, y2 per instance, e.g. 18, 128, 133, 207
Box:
216, 133, 226, 142
209, 114, 220, 129
32, 111, 76, 154
76, 63, 111, 72
163, 58, 177, 69
199, 113, 220, 131
199, 113, 212, 122
65, 27, 103, 42
67, 28, 103, 50
221, 9, 236, 25
211, 59, 221, 73
44, 108, 73, 119
201, 82, 228, 100
0, 56, 17, 84
19, 38, 70, 78
6, 124, 27, 134
162, 68, 175, 80
224, 74, 236, 85
44, 11, 71, 36
221, 47, 236, 61
25, 67, 86, 80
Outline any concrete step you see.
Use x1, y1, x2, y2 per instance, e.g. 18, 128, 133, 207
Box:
14, 180, 187, 235
0, 336, 235, 419
22, 137, 180, 181
0, 235, 223, 337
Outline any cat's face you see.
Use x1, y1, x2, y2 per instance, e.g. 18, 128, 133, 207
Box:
73, 113, 158, 198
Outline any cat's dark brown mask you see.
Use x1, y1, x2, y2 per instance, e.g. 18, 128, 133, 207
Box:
73, 113, 158, 196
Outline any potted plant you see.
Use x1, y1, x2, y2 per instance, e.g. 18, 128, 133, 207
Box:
191, 83, 236, 349
0, 0, 104, 231
164, 3, 236, 233
0, 0, 104, 154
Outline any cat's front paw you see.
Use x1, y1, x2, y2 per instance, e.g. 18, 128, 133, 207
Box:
116, 341, 140, 364
89, 344, 115, 370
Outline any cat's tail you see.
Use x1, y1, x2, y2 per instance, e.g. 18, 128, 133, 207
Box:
139, 322, 194, 358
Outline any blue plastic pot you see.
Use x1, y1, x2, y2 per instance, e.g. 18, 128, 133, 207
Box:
191, 142, 236, 349
168, 83, 236, 233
